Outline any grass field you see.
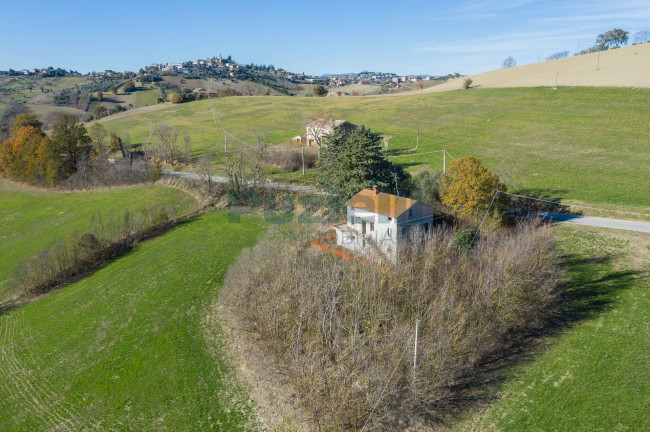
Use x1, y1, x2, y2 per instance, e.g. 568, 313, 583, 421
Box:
99, 87, 650, 209
446, 226, 650, 432
0, 102, 6, 118
0, 180, 198, 298
134, 84, 161, 108
0, 210, 266, 431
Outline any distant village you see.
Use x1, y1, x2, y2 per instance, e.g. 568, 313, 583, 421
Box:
1, 54, 463, 89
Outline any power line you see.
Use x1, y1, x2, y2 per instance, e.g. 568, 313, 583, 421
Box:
360, 330, 416, 432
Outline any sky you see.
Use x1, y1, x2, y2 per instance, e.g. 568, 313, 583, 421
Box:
1, 0, 648, 76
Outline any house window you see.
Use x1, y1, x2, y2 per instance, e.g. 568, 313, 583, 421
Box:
388, 217, 392, 221
424, 223, 429, 233
386, 228, 391, 237
370, 222, 374, 231
408, 209, 413, 218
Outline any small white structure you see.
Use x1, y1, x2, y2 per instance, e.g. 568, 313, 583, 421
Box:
335, 187, 434, 261
305, 119, 357, 148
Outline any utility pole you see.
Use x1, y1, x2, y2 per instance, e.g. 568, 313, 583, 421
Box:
555, 71, 559, 88
596, 52, 601, 71
413, 319, 419, 369
224, 130, 227, 152
443, 150, 446, 174
302, 144, 305, 175
415, 125, 419, 150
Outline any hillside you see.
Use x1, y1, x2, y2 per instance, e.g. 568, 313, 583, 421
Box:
98, 87, 650, 211
418, 42, 650, 93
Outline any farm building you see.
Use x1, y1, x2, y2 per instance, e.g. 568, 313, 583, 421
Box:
335, 187, 434, 261
305, 119, 357, 148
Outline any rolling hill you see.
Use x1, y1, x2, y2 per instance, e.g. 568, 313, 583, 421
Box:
417, 42, 650, 93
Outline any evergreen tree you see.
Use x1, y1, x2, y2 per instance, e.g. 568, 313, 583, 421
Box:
315, 125, 410, 200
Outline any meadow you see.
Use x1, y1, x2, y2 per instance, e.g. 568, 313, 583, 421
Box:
0, 180, 198, 298
446, 226, 650, 432
0, 210, 266, 431
99, 87, 650, 210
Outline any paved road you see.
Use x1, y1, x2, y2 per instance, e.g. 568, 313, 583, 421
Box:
539, 212, 650, 234
163, 171, 650, 234
161, 170, 325, 194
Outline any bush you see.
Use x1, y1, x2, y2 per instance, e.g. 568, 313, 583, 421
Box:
463, 78, 473, 89
123, 80, 136, 92
265, 146, 318, 171
451, 228, 476, 251
221, 220, 563, 430
93, 106, 108, 119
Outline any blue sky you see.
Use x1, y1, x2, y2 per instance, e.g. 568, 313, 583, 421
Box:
1, 0, 648, 75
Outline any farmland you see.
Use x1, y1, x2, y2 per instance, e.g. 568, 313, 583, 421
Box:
98, 87, 650, 210
0, 206, 266, 431
0, 180, 198, 298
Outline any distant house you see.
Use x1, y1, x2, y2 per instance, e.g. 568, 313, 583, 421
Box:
335, 187, 434, 260
305, 119, 357, 148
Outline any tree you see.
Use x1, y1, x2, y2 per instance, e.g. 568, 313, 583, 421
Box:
463, 78, 473, 89
595, 28, 629, 50
439, 156, 508, 225
96, 91, 104, 101
123, 80, 136, 92
502, 56, 517, 68
546, 50, 569, 60
49, 114, 92, 175
197, 152, 218, 195
153, 123, 178, 164
412, 170, 442, 205
416, 80, 426, 90
88, 123, 108, 154
93, 106, 108, 119
315, 125, 410, 200
167, 93, 183, 104
634, 30, 650, 44
302, 111, 334, 151
313, 84, 328, 97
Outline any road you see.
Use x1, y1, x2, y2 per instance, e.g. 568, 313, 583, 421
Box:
161, 170, 325, 195
539, 212, 650, 234
163, 171, 650, 234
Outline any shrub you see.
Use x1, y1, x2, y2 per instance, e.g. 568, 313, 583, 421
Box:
93, 106, 108, 119
451, 228, 476, 251
265, 146, 318, 171
123, 80, 136, 92
221, 220, 563, 430
463, 78, 473, 89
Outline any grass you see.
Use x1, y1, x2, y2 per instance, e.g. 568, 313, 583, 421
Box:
445, 225, 650, 432
0, 102, 6, 117
0, 211, 266, 431
134, 84, 161, 108
0, 180, 198, 297
98, 87, 650, 209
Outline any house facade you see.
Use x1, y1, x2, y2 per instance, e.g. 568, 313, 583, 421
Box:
335, 187, 434, 261
305, 119, 357, 148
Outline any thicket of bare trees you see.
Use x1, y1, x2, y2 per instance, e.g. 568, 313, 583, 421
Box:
222, 220, 564, 430
14, 205, 180, 299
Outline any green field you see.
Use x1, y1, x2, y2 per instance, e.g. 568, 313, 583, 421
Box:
135, 84, 161, 108
99, 87, 650, 209
0, 210, 266, 431
447, 226, 650, 432
0, 180, 198, 298
0, 102, 6, 117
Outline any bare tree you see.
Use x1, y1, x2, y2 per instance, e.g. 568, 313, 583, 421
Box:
302, 111, 335, 151
502, 56, 517, 68
416, 80, 426, 90
183, 133, 192, 164
197, 152, 218, 195
154, 123, 178, 164
634, 30, 650, 44
463, 78, 473, 89
88, 123, 108, 154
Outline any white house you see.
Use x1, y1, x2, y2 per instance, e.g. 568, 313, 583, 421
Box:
335, 187, 434, 261
305, 119, 357, 148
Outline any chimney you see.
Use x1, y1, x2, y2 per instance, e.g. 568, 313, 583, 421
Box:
373, 185, 378, 195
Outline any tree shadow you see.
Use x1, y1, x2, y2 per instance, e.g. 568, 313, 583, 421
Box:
419, 252, 644, 427
508, 188, 581, 215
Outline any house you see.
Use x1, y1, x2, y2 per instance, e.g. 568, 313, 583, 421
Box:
335, 187, 434, 260
305, 119, 357, 148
